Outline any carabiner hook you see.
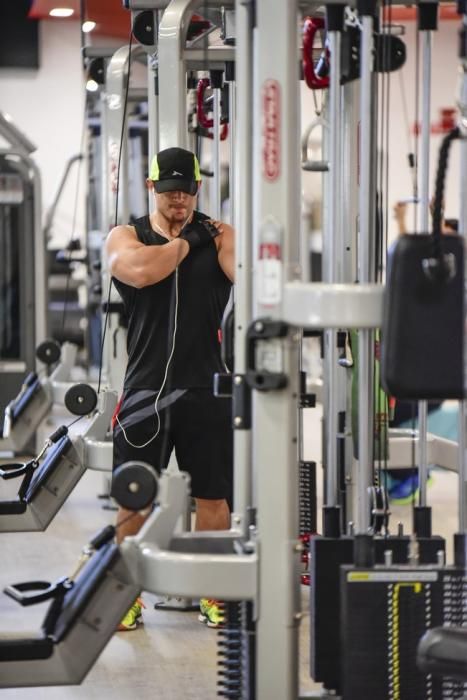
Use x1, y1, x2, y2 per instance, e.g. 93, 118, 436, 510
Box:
196, 78, 229, 141
302, 17, 330, 91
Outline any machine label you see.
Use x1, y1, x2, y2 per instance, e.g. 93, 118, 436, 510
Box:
262, 79, 281, 181
347, 571, 438, 583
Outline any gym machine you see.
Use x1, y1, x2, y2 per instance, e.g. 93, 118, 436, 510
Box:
0, 113, 46, 418
0, 386, 116, 532
1, 1, 466, 699
0, 341, 78, 454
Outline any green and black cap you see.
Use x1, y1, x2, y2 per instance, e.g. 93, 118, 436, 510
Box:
149, 147, 201, 196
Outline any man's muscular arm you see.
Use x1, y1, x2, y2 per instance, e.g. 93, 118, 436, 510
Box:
213, 222, 235, 282
106, 225, 189, 288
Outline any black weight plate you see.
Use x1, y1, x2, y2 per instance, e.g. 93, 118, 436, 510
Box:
64, 383, 97, 416
111, 461, 158, 511
36, 340, 61, 366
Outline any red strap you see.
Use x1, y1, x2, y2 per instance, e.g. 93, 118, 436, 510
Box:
111, 394, 124, 429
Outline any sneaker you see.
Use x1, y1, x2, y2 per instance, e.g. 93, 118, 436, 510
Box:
198, 598, 224, 628
387, 471, 433, 506
117, 597, 145, 631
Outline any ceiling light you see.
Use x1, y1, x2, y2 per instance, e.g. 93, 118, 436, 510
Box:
49, 8, 75, 18
86, 79, 99, 93
82, 20, 96, 33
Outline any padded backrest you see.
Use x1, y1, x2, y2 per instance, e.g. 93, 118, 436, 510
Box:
9, 377, 42, 426
47, 543, 120, 644
25, 435, 73, 502
382, 234, 464, 400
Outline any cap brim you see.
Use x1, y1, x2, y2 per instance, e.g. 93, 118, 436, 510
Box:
154, 179, 198, 196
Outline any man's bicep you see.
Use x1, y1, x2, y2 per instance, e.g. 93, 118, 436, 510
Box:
218, 226, 235, 282
106, 227, 144, 282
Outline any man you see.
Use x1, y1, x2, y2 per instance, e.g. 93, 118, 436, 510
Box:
106, 146, 235, 630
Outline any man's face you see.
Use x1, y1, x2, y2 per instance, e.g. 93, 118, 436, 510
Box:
150, 182, 198, 223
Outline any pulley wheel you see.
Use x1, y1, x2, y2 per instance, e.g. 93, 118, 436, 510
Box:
111, 461, 158, 511
36, 340, 61, 366
64, 383, 97, 416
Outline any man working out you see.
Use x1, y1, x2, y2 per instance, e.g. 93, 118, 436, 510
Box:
106, 147, 235, 629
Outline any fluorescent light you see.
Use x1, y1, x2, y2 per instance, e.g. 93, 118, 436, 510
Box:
49, 8, 74, 18
82, 20, 96, 33
86, 79, 99, 93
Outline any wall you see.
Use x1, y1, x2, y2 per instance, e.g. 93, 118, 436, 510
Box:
0, 20, 88, 249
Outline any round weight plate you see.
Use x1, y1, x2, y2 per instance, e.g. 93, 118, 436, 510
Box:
36, 339, 61, 366
64, 383, 98, 416
111, 461, 158, 511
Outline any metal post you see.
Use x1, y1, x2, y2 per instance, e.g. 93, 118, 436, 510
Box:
211, 88, 222, 219
341, 80, 360, 524
233, 0, 253, 531
147, 38, 159, 211
228, 79, 236, 227
103, 45, 145, 393
417, 9, 436, 506
323, 9, 344, 512
254, 1, 301, 697
356, 8, 376, 534
158, 0, 197, 149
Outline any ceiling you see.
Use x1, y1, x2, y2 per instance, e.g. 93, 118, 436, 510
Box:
28, 0, 462, 40
29, 0, 134, 40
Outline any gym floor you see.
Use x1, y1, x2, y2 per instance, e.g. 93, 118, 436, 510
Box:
0, 404, 459, 699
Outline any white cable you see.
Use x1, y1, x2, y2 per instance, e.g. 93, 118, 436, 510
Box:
116, 266, 180, 448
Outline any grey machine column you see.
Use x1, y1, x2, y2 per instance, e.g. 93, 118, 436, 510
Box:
417, 2, 438, 509
355, 0, 377, 533
101, 44, 146, 394
158, 0, 197, 149
322, 5, 346, 535
233, 0, 253, 532
253, 1, 301, 697
342, 78, 361, 524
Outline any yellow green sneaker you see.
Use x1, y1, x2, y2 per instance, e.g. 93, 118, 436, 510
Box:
198, 598, 224, 628
117, 597, 145, 631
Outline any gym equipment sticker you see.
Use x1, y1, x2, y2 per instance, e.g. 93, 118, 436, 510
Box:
262, 79, 281, 181
257, 216, 282, 307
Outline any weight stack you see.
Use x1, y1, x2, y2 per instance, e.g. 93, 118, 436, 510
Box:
340, 564, 467, 699
310, 535, 445, 693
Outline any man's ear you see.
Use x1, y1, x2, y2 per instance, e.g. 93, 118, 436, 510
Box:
146, 178, 155, 192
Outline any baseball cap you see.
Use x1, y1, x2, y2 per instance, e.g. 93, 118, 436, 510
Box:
149, 147, 201, 195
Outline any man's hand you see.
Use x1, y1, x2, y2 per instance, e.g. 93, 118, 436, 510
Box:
180, 219, 220, 249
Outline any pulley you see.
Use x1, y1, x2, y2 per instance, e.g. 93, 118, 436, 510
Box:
64, 383, 98, 416
111, 461, 158, 511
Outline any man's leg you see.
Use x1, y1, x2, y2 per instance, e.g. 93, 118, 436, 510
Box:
194, 497, 230, 531
116, 507, 150, 544
112, 388, 173, 629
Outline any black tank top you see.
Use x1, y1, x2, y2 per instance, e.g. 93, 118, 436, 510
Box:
113, 211, 232, 391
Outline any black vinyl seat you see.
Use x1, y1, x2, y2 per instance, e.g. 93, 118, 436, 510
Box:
0, 543, 119, 662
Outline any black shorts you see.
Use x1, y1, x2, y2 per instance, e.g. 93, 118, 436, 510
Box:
113, 388, 233, 503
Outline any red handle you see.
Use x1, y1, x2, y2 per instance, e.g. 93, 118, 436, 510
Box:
196, 79, 229, 141
302, 17, 330, 90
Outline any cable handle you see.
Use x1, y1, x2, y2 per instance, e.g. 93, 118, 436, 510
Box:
196, 78, 229, 140
303, 17, 330, 90
4, 576, 72, 607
